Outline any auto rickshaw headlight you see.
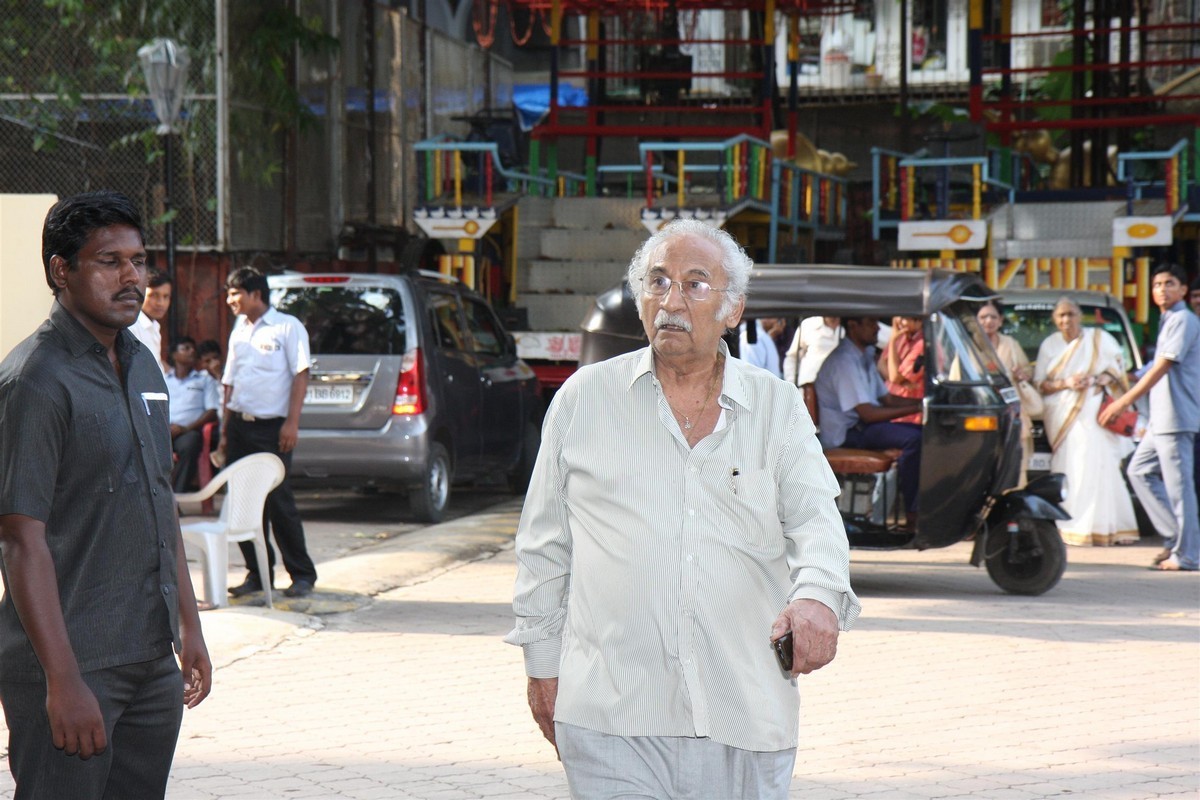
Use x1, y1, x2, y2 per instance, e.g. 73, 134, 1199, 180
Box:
962, 415, 998, 431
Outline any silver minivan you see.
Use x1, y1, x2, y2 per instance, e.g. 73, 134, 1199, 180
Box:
269, 271, 543, 522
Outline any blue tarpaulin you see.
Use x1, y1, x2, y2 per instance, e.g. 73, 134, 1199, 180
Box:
512, 84, 588, 131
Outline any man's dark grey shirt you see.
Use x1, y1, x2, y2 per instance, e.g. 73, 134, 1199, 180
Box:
0, 301, 179, 681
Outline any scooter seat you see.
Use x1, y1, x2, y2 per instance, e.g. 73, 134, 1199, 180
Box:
823, 448, 901, 474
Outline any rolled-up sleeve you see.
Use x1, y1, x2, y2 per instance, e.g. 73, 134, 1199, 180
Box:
504, 387, 575, 678
777, 399, 862, 630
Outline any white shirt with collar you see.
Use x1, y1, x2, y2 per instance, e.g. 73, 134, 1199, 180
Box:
222, 307, 311, 419
506, 342, 860, 752
129, 311, 165, 372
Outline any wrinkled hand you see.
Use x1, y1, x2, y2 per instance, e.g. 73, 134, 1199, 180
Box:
527, 677, 559, 757
770, 599, 839, 676
279, 419, 300, 453
47, 674, 106, 759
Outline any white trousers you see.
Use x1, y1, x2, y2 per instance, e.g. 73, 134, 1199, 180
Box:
556, 721, 797, 800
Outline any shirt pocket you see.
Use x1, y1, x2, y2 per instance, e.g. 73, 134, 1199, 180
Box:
73, 407, 129, 493
145, 398, 174, 476
727, 468, 784, 552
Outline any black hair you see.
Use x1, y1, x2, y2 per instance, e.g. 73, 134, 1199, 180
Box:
166, 335, 196, 367
1191, 276, 1200, 293
42, 191, 145, 296
225, 266, 270, 305
148, 269, 173, 289
1152, 263, 1188, 286
979, 298, 1005, 316
196, 339, 222, 358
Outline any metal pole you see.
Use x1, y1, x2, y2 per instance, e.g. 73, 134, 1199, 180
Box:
365, 0, 378, 272
165, 131, 178, 342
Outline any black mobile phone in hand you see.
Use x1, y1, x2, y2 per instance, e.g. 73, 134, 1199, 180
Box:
772, 632, 794, 672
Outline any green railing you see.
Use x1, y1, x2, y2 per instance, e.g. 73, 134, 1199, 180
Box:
1116, 137, 1195, 220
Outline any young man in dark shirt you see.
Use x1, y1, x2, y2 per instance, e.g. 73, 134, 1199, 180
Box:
0, 191, 211, 799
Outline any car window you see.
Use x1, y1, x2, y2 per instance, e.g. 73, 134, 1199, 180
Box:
1004, 303, 1135, 368
272, 286, 406, 355
428, 291, 468, 351
463, 298, 506, 357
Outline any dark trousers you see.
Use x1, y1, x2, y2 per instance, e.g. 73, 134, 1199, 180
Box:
170, 429, 203, 493
226, 414, 318, 587
0, 655, 182, 800
844, 421, 923, 512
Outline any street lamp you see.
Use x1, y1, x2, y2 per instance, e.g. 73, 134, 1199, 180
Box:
138, 37, 190, 342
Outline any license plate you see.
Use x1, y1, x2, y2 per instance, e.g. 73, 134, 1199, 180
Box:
1028, 452, 1052, 472
305, 385, 354, 405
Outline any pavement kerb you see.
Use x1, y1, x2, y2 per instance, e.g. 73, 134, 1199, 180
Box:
195, 498, 524, 671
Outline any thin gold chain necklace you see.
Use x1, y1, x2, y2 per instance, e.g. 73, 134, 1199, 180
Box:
668, 354, 723, 431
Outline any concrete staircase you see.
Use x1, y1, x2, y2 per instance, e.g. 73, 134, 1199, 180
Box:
514, 196, 650, 332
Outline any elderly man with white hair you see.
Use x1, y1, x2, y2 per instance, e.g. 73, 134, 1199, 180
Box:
505, 219, 860, 800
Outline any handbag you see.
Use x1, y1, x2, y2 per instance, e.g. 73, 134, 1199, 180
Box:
1098, 390, 1136, 437
1015, 380, 1044, 417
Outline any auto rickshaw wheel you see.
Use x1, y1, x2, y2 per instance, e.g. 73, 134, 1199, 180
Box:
984, 519, 1066, 595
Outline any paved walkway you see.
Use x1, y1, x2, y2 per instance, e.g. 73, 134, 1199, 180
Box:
1, 502, 1198, 799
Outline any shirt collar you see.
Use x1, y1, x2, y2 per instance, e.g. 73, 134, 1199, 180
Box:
237, 306, 280, 330
50, 299, 139, 359
629, 339, 750, 412
1163, 300, 1188, 315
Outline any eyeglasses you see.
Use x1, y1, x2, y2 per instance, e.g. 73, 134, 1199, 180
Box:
641, 275, 730, 302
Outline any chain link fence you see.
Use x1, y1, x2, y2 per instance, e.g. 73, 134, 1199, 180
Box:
0, 1, 512, 260
0, 1, 218, 252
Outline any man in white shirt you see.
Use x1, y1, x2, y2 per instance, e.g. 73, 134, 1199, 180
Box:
215, 267, 317, 599
164, 336, 220, 492
128, 270, 172, 372
783, 315, 841, 386
507, 220, 859, 799
738, 318, 783, 378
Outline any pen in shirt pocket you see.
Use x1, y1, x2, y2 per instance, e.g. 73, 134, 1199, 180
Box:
730, 467, 740, 495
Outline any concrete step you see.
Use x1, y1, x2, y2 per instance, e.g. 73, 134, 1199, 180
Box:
515, 196, 555, 228
520, 259, 628, 294
516, 293, 598, 332
551, 197, 647, 230
539, 227, 648, 261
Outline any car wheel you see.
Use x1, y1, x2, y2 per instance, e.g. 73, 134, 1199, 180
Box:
507, 420, 540, 495
410, 442, 451, 523
985, 518, 1066, 595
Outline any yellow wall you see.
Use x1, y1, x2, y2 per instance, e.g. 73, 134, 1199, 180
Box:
0, 195, 57, 360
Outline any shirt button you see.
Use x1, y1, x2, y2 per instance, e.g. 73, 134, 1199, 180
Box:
151, 489, 158, 496
139, 439, 146, 447
161, 585, 171, 595
160, 539, 167, 549
686, 554, 694, 562
688, 509, 695, 516
689, 466, 698, 473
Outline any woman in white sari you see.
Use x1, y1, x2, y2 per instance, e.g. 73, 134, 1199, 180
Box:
1035, 298, 1137, 546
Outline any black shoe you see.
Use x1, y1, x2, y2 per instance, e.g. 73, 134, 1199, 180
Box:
228, 576, 263, 598
283, 579, 314, 598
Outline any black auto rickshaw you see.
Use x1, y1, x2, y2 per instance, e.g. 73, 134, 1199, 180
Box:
579, 265, 1070, 595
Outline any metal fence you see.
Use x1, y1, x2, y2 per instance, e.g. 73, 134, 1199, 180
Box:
0, 1, 219, 252
0, 1, 513, 260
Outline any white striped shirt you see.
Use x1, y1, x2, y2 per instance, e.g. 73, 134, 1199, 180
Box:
506, 343, 861, 752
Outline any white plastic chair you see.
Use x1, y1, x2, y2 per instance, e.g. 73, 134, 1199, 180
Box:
175, 453, 286, 609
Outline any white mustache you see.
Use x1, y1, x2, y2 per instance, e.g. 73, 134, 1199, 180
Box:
654, 310, 692, 332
